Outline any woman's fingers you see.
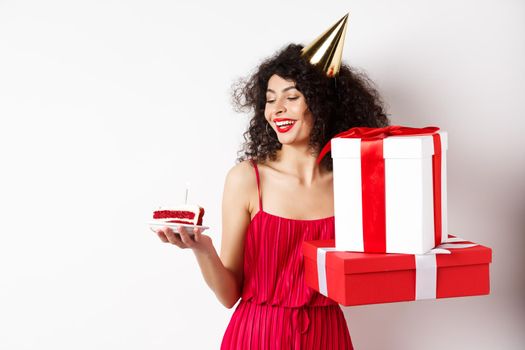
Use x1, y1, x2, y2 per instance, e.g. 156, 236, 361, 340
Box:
151, 227, 170, 243
163, 227, 186, 247
193, 227, 201, 242
178, 227, 195, 248
151, 225, 203, 250
156, 230, 169, 243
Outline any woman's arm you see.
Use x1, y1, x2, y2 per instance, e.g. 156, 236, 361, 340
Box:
215, 161, 253, 307
155, 161, 252, 309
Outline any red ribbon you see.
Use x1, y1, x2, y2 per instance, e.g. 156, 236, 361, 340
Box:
317, 126, 443, 252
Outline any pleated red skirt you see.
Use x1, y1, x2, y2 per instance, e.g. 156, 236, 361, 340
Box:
221, 300, 352, 350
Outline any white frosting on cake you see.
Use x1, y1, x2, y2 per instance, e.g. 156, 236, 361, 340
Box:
155, 204, 201, 212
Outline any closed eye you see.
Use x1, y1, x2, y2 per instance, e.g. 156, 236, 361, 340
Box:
266, 97, 299, 103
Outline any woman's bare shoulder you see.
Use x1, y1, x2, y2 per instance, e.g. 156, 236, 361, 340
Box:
223, 160, 258, 214
225, 160, 255, 187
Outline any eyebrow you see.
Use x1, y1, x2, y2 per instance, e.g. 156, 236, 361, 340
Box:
266, 86, 298, 94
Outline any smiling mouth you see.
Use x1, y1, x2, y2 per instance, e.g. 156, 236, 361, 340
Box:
274, 119, 296, 133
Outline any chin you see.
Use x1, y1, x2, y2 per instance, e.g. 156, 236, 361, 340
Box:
277, 134, 306, 145
276, 132, 295, 142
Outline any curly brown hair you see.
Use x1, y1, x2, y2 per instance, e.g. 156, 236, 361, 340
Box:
232, 43, 389, 171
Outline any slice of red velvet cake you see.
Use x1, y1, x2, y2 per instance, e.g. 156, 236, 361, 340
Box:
153, 204, 205, 226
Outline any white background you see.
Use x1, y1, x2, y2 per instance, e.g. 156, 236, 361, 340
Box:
1, 1, 524, 349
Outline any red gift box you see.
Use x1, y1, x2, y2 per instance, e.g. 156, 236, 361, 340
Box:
302, 237, 492, 306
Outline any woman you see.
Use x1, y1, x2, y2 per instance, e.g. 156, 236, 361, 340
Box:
154, 44, 388, 349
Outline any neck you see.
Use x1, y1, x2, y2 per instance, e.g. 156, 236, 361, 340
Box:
276, 144, 324, 186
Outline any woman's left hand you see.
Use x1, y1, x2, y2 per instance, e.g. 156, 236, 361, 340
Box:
153, 226, 214, 255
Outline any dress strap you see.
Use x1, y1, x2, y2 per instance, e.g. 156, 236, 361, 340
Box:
250, 159, 263, 211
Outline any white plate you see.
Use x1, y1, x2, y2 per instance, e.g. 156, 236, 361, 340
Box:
148, 221, 209, 235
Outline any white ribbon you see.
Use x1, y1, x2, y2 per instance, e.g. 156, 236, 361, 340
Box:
316, 247, 339, 296
415, 237, 478, 300
415, 254, 438, 300
316, 237, 477, 300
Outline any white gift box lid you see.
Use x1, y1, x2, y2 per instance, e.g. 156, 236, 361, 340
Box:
331, 131, 448, 159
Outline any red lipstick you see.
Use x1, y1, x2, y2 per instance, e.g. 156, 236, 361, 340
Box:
274, 118, 296, 133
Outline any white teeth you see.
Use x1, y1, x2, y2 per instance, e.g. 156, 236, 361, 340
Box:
275, 120, 295, 127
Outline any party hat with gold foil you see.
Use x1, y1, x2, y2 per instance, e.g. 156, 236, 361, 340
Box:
301, 13, 349, 77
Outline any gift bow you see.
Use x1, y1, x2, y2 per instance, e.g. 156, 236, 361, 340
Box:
315, 125, 440, 164
316, 237, 478, 301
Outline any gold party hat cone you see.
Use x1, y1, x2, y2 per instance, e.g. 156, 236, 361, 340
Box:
301, 13, 349, 77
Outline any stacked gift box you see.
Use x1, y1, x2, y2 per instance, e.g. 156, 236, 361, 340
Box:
304, 126, 492, 306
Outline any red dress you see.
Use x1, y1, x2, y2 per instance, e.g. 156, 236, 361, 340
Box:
221, 161, 353, 350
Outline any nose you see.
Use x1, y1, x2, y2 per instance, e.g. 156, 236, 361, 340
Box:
273, 98, 286, 116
